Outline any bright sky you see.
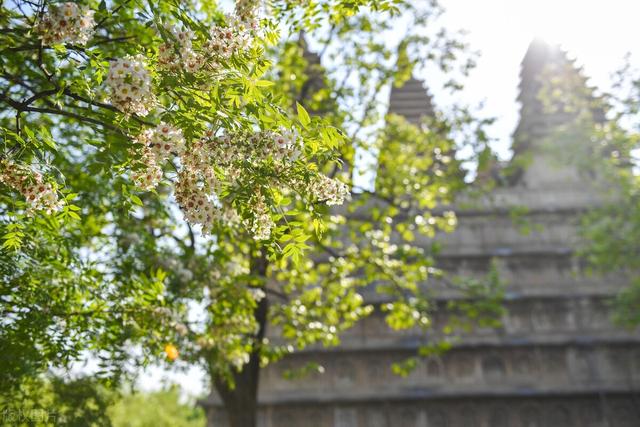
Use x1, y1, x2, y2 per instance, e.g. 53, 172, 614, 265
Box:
136, 0, 640, 397
435, 0, 639, 158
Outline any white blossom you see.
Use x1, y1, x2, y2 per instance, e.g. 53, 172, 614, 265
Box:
235, 0, 260, 24
0, 161, 62, 215
106, 55, 155, 117
38, 2, 96, 46
245, 193, 275, 240
308, 174, 350, 206
173, 129, 299, 239
130, 123, 185, 191
248, 288, 266, 302
157, 14, 256, 76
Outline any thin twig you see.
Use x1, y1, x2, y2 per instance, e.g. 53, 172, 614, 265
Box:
95, 0, 132, 29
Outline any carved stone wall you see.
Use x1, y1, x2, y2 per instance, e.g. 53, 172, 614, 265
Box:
268, 295, 635, 349
202, 212, 640, 426
259, 343, 640, 396
207, 395, 640, 427
203, 215, 640, 426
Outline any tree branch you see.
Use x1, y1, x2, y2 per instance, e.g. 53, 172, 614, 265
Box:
0, 92, 124, 134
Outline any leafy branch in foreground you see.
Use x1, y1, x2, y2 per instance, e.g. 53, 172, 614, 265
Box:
1, 2, 504, 426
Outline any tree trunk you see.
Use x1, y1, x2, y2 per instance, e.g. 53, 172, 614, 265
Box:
209, 251, 269, 427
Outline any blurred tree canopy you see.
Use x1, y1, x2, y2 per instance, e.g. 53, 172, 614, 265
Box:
1, 377, 204, 427
0, 1, 501, 426
579, 57, 640, 328
108, 386, 205, 427
0, 376, 115, 427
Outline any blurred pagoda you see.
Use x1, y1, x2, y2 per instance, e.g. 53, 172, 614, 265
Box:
509, 38, 606, 189
202, 39, 639, 427
387, 76, 435, 125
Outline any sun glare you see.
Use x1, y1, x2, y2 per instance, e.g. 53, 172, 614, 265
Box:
508, 0, 638, 50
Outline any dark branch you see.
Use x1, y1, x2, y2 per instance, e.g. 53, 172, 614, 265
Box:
0, 92, 124, 133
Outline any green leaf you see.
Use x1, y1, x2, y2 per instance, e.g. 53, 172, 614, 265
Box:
67, 211, 81, 220
22, 125, 35, 142
39, 126, 56, 150
255, 80, 274, 87
130, 195, 144, 206
2, 230, 24, 250
296, 102, 311, 127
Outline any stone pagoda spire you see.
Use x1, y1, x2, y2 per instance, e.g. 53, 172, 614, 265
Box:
510, 38, 605, 189
375, 75, 461, 194
387, 76, 435, 125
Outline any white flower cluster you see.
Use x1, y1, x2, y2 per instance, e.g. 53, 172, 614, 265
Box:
174, 170, 240, 235
38, 2, 96, 46
248, 287, 266, 302
245, 193, 275, 241
174, 133, 239, 235
307, 174, 350, 206
130, 123, 185, 190
235, 0, 259, 24
157, 14, 256, 76
106, 55, 155, 117
205, 15, 254, 60
130, 123, 346, 240
150, 306, 189, 337
211, 129, 301, 166
172, 129, 299, 239
228, 348, 251, 370
158, 27, 205, 74
0, 161, 62, 215
196, 336, 215, 350
271, 128, 301, 161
